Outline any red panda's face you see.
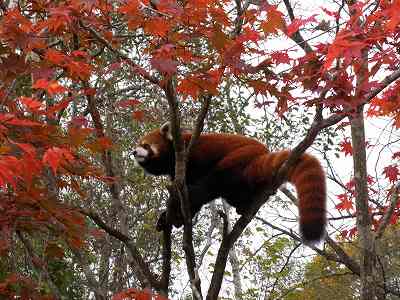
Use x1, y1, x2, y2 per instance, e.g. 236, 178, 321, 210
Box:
133, 134, 161, 164
133, 122, 175, 176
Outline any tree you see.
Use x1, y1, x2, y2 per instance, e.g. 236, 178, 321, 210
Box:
1, 0, 400, 299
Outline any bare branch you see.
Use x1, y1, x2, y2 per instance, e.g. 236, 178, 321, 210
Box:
266, 242, 301, 299
72, 250, 108, 300
222, 202, 243, 299
79, 209, 162, 291
198, 203, 218, 267
187, 94, 212, 156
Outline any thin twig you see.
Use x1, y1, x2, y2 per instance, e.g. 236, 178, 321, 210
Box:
79, 20, 160, 85
375, 181, 400, 239
17, 231, 63, 299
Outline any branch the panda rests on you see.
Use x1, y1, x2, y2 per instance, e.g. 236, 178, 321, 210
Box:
133, 122, 326, 242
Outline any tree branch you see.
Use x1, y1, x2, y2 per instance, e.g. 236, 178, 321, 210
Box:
79, 20, 160, 85
282, 0, 313, 54
159, 225, 172, 296
278, 185, 362, 275
186, 94, 211, 156
164, 78, 203, 299
79, 209, 162, 291
17, 231, 63, 299
375, 181, 400, 240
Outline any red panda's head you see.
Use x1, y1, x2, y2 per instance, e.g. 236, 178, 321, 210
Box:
133, 122, 176, 176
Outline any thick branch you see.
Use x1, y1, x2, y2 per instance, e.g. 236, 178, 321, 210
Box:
164, 78, 203, 299
159, 226, 172, 295
324, 235, 360, 274
187, 94, 212, 156
282, 0, 313, 54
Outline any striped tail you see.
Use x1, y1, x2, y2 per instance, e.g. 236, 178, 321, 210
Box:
268, 151, 326, 242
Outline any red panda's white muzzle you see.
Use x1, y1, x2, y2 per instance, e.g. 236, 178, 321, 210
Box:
133, 146, 150, 163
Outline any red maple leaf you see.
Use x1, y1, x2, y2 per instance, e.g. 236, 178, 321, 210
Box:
323, 33, 367, 71
335, 193, 354, 212
46, 98, 73, 117
33, 79, 67, 95
144, 17, 170, 37
118, 99, 141, 108
45, 49, 68, 65
42, 147, 74, 174
177, 77, 201, 100
0, 156, 20, 189
19, 97, 43, 112
286, 15, 317, 37
150, 58, 178, 75
260, 5, 285, 35
132, 110, 145, 121
67, 60, 92, 80
392, 152, 400, 160
339, 139, 353, 156
270, 51, 290, 64
383, 165, 399, 183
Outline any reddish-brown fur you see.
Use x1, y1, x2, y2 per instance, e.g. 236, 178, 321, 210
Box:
135, 125, 326, 242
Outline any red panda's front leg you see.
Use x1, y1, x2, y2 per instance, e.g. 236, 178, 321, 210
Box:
156, 176, 219, 231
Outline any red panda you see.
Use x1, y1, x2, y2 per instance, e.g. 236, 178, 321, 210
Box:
134, 122, 326, 242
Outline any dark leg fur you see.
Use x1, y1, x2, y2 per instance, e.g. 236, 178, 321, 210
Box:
156, 175, 219, 231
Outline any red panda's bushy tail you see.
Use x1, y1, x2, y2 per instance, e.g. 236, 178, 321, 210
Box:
267, 151, 326, 242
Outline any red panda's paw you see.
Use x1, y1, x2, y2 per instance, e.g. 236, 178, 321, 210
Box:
168, 209, 184, 228
156, 211, 168, 232
156, 210, 184, 231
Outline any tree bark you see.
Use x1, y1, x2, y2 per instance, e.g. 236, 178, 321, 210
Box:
350, 108, 377, 300
223, 202, 243, 300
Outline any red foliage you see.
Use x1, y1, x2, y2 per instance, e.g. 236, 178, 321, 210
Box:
0, 274, 54, 299
339, 139, 353, 156
383, 165, 400, 183
0, 0, 400, 295
286, 15, 317, 37
335, 193, 354, 212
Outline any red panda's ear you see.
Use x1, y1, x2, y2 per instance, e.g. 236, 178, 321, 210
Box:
160, 121, 173, 141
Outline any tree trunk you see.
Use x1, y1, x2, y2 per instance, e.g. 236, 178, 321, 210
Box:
350, 108, 377, 300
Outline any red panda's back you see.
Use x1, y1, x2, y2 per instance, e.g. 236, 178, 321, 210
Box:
187, 133, 267, 164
